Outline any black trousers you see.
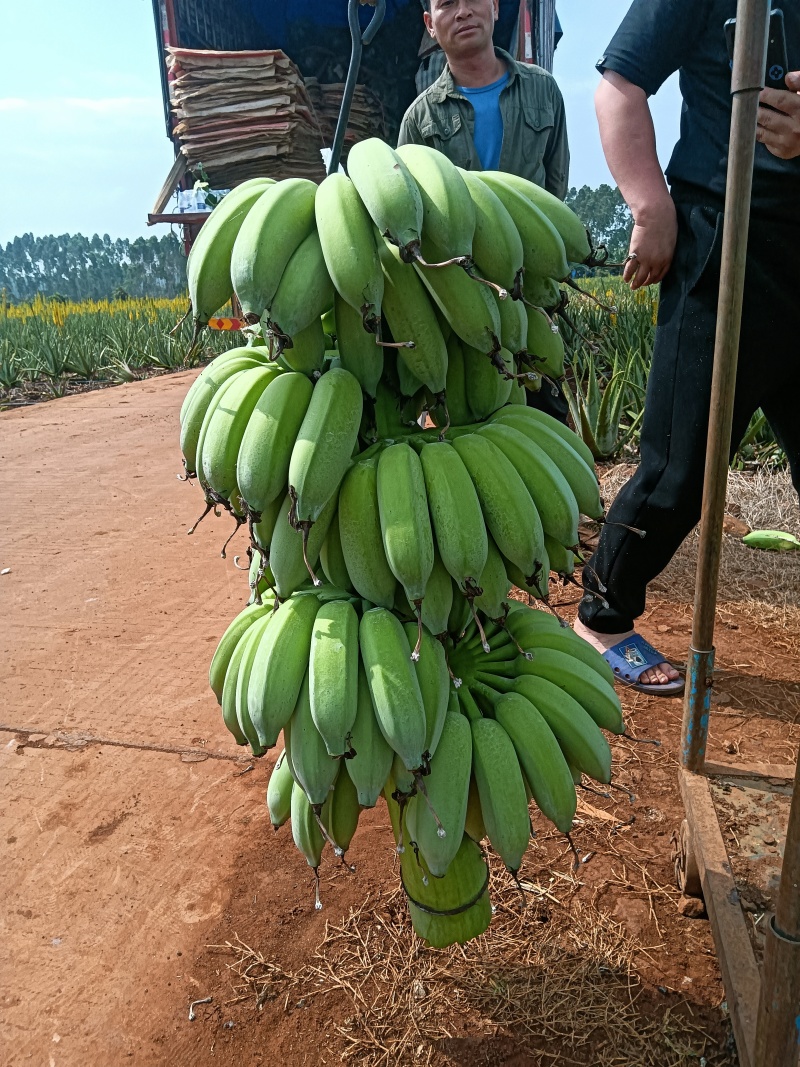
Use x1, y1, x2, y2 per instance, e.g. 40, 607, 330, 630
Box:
578, 202, 800, 634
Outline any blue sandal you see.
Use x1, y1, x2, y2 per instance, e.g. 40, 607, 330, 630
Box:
602, 635, 685, 696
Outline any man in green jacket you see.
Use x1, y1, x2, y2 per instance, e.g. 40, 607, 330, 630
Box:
397, 0, 569, 199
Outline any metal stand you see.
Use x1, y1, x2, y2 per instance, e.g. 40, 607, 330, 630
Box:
327, 0, 387, 175
676, 2, 800, 1064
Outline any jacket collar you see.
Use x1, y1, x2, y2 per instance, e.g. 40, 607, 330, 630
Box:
428, 46, 516, 103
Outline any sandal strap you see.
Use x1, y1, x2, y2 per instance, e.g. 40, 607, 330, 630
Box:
602, 635, 670, 684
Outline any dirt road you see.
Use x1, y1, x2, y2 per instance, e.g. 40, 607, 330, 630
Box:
2, 374, 797, 1066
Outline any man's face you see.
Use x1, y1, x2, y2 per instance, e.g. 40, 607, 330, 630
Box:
424, 0, 499, 60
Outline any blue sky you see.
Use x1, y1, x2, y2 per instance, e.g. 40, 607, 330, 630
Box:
1, 1, 682, 245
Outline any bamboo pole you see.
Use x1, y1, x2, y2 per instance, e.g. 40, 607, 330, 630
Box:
679, 0, 771, 773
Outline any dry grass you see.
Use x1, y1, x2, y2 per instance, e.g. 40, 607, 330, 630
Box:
214, 848, 733, 1067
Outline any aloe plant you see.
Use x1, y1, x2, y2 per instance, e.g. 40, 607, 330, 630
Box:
563, 350, 644, 459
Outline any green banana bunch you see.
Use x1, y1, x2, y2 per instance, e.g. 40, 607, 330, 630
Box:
231, 177, 318, 322
187, 178, 274, 331
209, 598, 274, 703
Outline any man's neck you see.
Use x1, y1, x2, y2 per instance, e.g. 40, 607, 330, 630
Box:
448, 47, 506, 89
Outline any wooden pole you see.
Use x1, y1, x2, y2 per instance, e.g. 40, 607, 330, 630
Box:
679, 0, 771, 773
754, 753, 800, 1065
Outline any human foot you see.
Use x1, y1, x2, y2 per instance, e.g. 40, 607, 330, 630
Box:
573, 618, 682, 689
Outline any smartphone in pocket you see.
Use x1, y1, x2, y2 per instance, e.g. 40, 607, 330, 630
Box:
724, 8, 789, 90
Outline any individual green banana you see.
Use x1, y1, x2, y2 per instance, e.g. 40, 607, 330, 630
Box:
514, 675, 612, 783
475, 174, 569, 281
209, 599, 274, 704
396, 143, 475, 261
470, 716, 531, 875
246, 592, 321, 750
288, 366, 363, 526
526, 305, 565, 379
743, 529, 800, 551
458, 169, 524, 294
514, 625, 615, 688
266, 229, 333, 346
514, 646, 624, 733
250, 494, 285, 556
236, 370, 314, 520
315, 172, 384, 327
345, 662, 394, 807
346, 137, 423, 262
309, 599, 360, 757
493, 692, 577, 833
405, 710, 472, 877
448, 585, 473, 640
359, 608, 428, 771
326, 765, 361, 858
220, 613, 268, 748
477, 422, 579, 548
493, 410, 603, 519
462, 344, 513, 420
377, 443, 434, 627
419, 441, 488, 595
483, 170, 593, 264
494, 402, 596, 468
338, 455, 397, 608
232, 613, 274, 756
524, 274, 563, 311
274, 317, 326, 376
182, 359, 263, 478
268, 486, 339, 597
334, 290, 383, 399
431, 333, 471, 428
403, 622, 449, 758
508, 374, 530, 404
414, 258, 501, 357
187, 178, 274, 330
400, 549, 453, 636
378, 241, 448, 395
319, 511, 355, 593
266, 749, 294, 830
472, 536, 512, 620
200, 364, 282, 500
230, 177, 318, 322
286, 670, 340, 807
290, 782, 326, 906
464, 775, 487, 843
452, 433, 545, 581
493, 288, 528, 358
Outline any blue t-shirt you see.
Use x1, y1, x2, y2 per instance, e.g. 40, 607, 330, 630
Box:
457, 72, 509, 171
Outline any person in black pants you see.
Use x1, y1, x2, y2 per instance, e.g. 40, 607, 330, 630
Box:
573, 0, 800, 694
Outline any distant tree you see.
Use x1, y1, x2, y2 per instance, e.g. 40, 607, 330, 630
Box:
565, 184, 633, 265
111, 286, 131, 301
0, 232, 187, 303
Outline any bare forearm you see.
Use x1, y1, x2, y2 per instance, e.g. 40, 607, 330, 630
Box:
594, 71, 677, 288
595, 72, 670, 216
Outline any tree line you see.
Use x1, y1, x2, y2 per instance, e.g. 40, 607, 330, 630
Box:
0, 233, 188, 304
0, 185, 632, 305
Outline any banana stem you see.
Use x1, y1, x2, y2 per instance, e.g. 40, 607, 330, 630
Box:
470, 680, 502, 712
414, 773, 446, 838
186, 496, 219, 535
464, 264, 508, 299
511, 267, 525, 302
411, 600, 424, 661
475, 670, 514, 693
564, 277, 617, 314
313, 805, 344, 857
170, 303, 192, 337
300, 521, 322, 587
220, 512, 246, 559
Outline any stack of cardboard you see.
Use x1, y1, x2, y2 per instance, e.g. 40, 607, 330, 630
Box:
306, 81, 388, 164
167, 47, 327, 186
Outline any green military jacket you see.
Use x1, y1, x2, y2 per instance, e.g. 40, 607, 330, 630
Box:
397, 48, 569, 200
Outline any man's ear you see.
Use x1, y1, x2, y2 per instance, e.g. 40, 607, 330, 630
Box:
423, 11, 435, 37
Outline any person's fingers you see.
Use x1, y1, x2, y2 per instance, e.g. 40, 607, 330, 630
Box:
785, 70, 800, 91
622, 253, 639, 285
